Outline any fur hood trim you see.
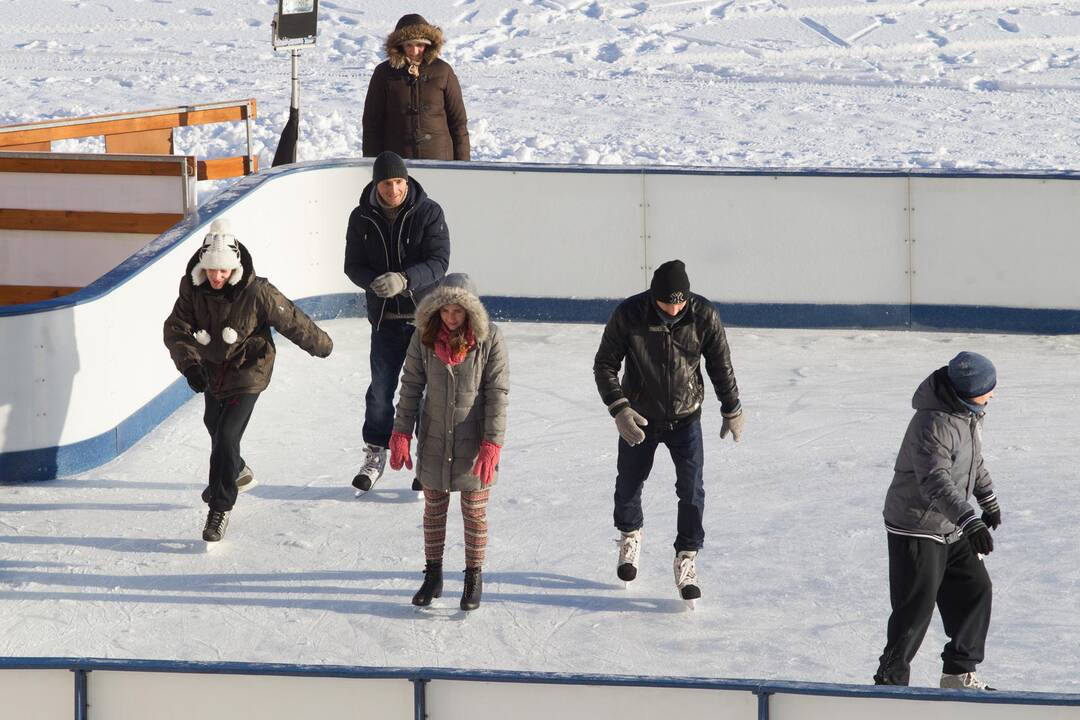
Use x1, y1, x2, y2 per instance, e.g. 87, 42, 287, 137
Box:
415, 277, 489, 344
386, 22, 444, 68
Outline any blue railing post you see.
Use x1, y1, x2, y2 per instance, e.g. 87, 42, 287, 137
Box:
73, 668, 88, 720
754, 689, 771, 720
412, 677, 429, 720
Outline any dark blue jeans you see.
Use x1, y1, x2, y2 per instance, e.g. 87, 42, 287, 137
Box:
362, 319, 415, 448
614, 418, 705, 552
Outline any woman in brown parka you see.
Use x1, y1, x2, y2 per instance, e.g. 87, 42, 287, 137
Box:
389, 274, 509, 611
164, 218, 333, 544
362, 13, 470, 161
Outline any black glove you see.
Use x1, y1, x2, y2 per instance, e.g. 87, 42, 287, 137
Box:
963, 517, 994, 555
979, 497, 1002, 530
183, 364, 209, 393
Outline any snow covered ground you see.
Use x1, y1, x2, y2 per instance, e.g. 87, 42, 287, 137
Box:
2, 318, 1078, 692
1, 0, 1079, 174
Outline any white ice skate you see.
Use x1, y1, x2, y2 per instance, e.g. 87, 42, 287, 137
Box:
940, 672, 995, 691
616, 529, 642, 586
352, 444, 387, 495
674, 550, 701, 610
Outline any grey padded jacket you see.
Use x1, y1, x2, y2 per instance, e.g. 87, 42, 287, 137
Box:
393, 276, 509, 492
882, 367, 995, 542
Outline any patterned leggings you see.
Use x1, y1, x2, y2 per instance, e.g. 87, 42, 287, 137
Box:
423, 488, 490, 569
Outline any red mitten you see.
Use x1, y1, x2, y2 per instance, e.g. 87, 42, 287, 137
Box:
389, 431, 413, 471
471, 440, 502, 487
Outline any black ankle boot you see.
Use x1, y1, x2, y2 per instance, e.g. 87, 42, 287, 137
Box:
412, 561, 443, 607
460, 567, 482, 611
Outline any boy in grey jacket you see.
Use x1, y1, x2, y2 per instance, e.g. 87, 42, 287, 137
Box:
874, 352, 1001, 690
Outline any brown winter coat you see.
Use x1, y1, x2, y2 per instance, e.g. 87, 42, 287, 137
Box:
163, 242, 332, 398
362, 19, 470, 161
394, 280, 508, 492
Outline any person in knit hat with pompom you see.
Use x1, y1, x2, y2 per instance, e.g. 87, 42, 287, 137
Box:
164, 218, 333, 543
875, 352, 1001, 691
362, 13, 470, 160
388, 274, 509, 611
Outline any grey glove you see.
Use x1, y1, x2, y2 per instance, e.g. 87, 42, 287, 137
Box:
720, 408, 745, 442
371, 272, 407, 298
612, 404, 648, 446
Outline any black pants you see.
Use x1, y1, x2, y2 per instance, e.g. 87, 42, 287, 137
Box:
875, 533, 992, 685
203, 392, 259, 512
613, 418, 705, 552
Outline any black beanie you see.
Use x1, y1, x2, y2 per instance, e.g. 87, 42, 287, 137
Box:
372, 151, 408, 183
395, 14, 429, 31
650, 260, 691, 304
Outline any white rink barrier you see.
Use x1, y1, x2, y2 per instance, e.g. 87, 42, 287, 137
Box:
3, 160, 1080, 482
1, 659, 1078, 720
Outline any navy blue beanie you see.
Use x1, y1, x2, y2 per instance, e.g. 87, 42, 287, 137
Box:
947, 351, 997, 399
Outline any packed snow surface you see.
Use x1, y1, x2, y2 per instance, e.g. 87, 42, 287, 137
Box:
1, 0, 1078, 174
2, 320, 1078, 693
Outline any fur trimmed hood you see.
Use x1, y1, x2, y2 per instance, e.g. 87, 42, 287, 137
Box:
415, 273, 489, 344
385, 15, 444, 68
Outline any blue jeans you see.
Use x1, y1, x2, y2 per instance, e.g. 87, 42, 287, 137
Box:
613, 418, 705, 552
362, 320, 415, 448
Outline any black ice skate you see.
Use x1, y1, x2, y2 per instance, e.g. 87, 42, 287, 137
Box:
412, 561, 444, 607
202, 508, 230, 543
460, 567, 482, 611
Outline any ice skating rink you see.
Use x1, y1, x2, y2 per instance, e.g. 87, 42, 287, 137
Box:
2, 318, 1078, 692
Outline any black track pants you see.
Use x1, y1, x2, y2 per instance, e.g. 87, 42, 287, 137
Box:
202, 393, 259, 512
875, 533, 992, 685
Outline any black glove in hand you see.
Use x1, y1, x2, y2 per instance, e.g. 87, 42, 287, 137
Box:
979, 497, 1002, 530
981, 507, 1001, 530
964, 518, 994, 555
183, 364, 209, 394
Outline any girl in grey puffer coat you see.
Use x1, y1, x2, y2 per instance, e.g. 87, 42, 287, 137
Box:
388, 274, 509, 611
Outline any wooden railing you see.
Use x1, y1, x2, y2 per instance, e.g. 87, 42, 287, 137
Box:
0, 99, 258, 180
0, 152, 196, 306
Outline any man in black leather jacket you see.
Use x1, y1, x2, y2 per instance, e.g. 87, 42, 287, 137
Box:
593, 259, 743, 602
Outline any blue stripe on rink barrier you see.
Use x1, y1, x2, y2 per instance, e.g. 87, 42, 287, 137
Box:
4, 292, 1080, 483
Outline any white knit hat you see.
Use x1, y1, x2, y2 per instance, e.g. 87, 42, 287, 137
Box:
191, 218, 243, 286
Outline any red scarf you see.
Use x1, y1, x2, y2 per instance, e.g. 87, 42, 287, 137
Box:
435, 323, 476, 366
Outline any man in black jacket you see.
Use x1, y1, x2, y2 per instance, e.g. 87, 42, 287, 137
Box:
593, 260, 743, 604
344, 151, 450, 491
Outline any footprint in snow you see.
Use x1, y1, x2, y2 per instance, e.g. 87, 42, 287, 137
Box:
997, 17, 1019, 32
